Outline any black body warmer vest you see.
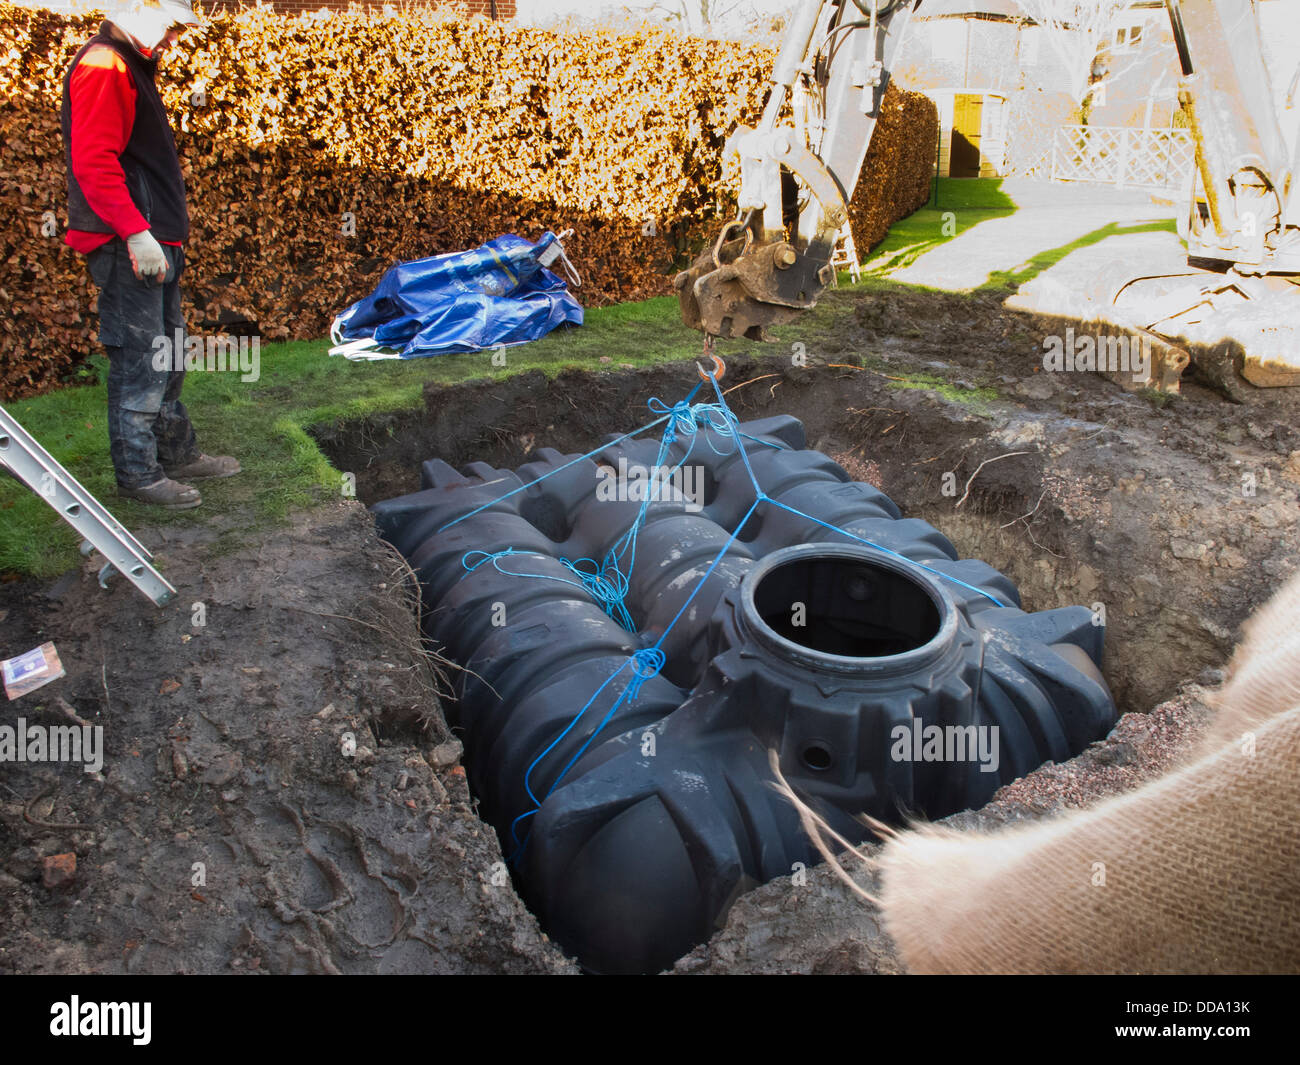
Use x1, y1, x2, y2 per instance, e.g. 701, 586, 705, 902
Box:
60, 22, 189, 243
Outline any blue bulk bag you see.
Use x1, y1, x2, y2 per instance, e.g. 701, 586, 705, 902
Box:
329, 231, 583, 360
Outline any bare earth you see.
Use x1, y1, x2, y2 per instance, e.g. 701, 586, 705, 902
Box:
3, 270, 1298, 973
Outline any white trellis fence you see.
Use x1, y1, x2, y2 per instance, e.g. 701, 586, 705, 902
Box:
1049, 125, 1194, 190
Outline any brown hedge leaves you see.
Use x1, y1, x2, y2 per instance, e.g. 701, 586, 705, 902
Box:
0, 5, 935, 399
848, 86, 940, 254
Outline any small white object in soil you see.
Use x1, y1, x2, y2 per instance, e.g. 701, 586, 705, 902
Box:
2, 641, 66, 700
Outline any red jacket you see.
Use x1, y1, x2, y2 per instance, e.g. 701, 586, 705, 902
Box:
64, 40, 182, 254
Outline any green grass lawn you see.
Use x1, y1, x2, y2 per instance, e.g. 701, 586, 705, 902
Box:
1, 294, 781, 577
861, 177, 1020, 278
2, 177, 1165, 578
862, 177, 1178, 291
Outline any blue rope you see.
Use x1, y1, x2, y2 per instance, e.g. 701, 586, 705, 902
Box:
601, 406, 707, 598
435, 410, 679, 536
462, 366, 1011, 858
760, 498, 1006, 607
463, 389, 761, 634
695, 373, 1006, 609
559, 556, 636, 632
463, 547, 638, 633
507, 646, 664, 861
648, 396, 740, 455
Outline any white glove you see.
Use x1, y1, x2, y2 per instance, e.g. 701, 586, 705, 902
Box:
126, 229, 168, 281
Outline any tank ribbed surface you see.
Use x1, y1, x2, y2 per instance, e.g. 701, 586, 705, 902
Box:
373, 413, 1116, 973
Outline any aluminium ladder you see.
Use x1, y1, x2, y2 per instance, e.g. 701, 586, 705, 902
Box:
0, 405, 176, 606
830, 222, 862, 285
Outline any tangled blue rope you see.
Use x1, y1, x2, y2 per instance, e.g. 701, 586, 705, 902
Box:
453, 365, 1009, 859
648, 397, 738, 452
507, 646, 665, 856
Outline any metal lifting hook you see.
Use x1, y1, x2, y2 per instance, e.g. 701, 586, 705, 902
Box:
696, 336, 726, 382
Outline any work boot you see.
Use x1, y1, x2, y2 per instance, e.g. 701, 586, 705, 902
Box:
119, 477, 202, 510
164, 453, 241, 480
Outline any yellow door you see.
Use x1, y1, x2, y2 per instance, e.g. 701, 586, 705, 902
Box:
950, 94, 983, 178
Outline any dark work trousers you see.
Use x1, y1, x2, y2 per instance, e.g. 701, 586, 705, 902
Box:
87, 239, 199, 489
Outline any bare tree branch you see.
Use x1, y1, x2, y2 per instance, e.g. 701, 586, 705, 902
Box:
1014, 0, 1146, 107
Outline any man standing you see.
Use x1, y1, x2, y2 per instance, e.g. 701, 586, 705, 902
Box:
62, 0, 239, 509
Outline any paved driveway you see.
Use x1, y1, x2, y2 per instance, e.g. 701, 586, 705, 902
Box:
885, 177, 1183, 293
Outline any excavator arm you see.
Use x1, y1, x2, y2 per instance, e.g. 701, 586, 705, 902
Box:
676, 0, 922, 339
1102, 0, 1300, 387
683, 0, 1300, 389
1168, 0, 1299, 273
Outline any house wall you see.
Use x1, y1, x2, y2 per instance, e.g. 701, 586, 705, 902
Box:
1000, 86, 1079, 174
894, 5, 1193, 178
1086, 7, 1181, 129
8, 0, 517, 16
894, 14, 1072, 97
897, 8, 1184, 123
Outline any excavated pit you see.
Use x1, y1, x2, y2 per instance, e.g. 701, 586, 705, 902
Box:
308, 349, 1300, 971
312, 352, 1298, 717
8, 296, 1297, 975
365, 405, 1118, 970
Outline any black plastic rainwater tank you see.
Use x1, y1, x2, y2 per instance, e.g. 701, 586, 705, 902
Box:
373, 410, 1116, 973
